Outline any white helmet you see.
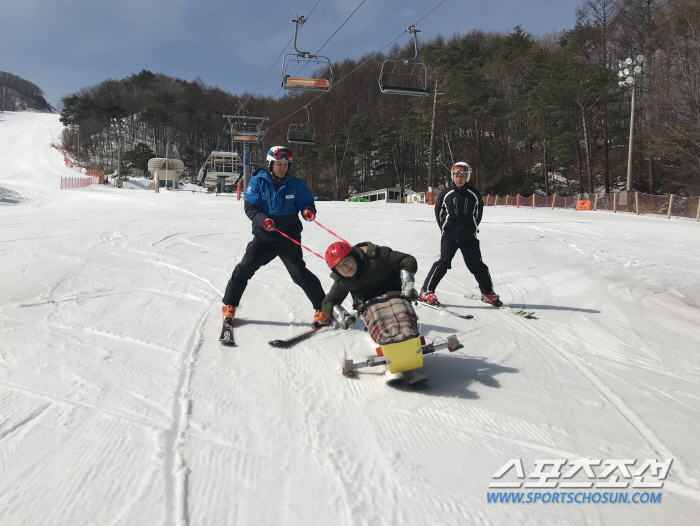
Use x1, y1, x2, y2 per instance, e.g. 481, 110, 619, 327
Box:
267, 146, 293, 163
451, 162, 472, 182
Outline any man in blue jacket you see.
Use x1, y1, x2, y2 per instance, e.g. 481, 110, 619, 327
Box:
222, 146, 329, 327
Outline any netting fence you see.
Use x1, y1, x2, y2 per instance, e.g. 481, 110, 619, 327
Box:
483, 192, 700, 221
52, 144, 105, 188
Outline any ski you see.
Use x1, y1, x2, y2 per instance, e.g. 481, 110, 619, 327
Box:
414, 298, 474, 319
220, 317, 236, 346
463, 294, 536, 319
268, 325, 330, 347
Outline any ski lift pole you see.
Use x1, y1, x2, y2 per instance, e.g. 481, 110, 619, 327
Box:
275, 228, 325, 260
313, 220, 350, 244
291, 15, 309, 57
407, 24, 420, 61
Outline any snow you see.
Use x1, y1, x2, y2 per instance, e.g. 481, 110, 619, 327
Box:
1, 111, 699, 525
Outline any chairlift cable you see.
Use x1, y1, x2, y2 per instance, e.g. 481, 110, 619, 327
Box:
267, 0, 447, 130
240, 0, 324, 109
287, 0, 368, 79
304, 0, 359, 57
267, 30, 406, 130
411, 0, 446, 27
315, 0, 367, 54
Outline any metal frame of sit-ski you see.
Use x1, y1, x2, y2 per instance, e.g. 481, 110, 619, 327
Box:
342, 334, 463, 384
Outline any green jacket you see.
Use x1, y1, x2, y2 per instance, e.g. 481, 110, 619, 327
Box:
321, 242, 418, 317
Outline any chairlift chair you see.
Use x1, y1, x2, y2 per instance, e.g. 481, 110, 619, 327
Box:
379, 25, 430, 97
287, 105, 316, 146
282, 15, 333, 92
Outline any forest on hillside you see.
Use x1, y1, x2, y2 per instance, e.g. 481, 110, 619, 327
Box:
0, 72, 53, 113
58, 0, 700, 198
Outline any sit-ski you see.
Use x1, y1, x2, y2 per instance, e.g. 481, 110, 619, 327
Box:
342, 334, 463, 384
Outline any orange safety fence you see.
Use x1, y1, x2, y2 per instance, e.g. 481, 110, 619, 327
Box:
60, 175, 103, 189
482, 192, 700, 221
51, 144, 105, 179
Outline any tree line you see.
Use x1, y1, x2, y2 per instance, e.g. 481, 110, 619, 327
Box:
59, 0, 700, 197
0, 72, 53, 113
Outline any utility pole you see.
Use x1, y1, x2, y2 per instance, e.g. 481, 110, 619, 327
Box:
427, 81, 449, 191
618, 55, 644, 192
427, 80, 439, 191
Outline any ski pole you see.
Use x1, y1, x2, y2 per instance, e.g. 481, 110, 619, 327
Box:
313, 220, 350, 244
275, 228, 325, 260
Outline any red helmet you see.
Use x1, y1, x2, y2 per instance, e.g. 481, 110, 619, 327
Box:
325, 242, 353, 269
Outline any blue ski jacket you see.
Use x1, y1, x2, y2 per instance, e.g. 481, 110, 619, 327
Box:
244, 167, 316, 247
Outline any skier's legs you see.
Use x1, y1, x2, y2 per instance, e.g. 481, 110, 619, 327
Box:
222, 239, 277, 306
459, 238, 494, 294
277, 242, 326, 309
422, 237, 459, 292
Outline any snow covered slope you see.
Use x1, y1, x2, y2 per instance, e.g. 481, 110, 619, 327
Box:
1, 111, 699, 525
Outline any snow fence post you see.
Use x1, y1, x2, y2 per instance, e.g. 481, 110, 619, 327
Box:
532, 194, 535, 208
635, 192, 639, 215
668, 194, 674, 219
551, 195, 556, 210
613, 193, 617, 213
696, 197, 700, 222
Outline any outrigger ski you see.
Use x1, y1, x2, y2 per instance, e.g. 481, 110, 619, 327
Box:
463, 294, 536, 319
414, 298, 474, 319
268, 324, 330, 347
342, 334, 464, 384
220, 317, 236, 346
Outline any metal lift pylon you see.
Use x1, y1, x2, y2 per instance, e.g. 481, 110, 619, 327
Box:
223, 114, 268, 189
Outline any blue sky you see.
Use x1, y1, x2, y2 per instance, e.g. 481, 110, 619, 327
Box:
3, 0, 584, 108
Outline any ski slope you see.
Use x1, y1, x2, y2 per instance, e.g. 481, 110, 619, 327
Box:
1, 111, 699, 526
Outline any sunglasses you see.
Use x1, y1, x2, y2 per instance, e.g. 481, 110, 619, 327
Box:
271, 148, 292, 160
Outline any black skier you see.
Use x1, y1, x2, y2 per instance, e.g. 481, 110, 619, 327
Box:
420, 162, 501, 307
222, 146, 329, 327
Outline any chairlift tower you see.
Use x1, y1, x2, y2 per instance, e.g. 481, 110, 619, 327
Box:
223, 114, 268, 189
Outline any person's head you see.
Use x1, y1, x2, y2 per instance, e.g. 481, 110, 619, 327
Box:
325, 242, 357, 278
267, 146, 292, 180
451, 162, 472, 188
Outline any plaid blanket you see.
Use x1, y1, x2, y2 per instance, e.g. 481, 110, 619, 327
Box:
362, 295, 419, 345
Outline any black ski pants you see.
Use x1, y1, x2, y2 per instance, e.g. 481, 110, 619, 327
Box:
222, 238, 326, 310
422, 236, 494, 295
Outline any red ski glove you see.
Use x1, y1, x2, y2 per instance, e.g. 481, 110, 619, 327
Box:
302, 209, 316, 222
262, 218, 275, 232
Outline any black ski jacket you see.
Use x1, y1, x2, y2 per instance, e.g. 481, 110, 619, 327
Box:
434, 183, 484, 242
321, 242, 417, 317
